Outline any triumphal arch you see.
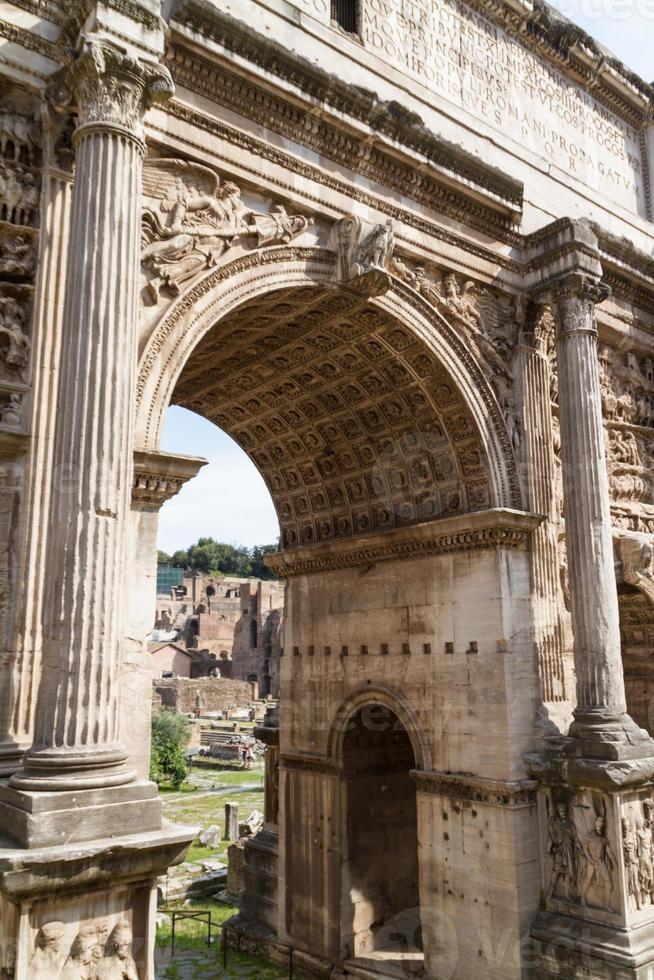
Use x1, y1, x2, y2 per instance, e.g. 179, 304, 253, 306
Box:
1, 0, 654, 976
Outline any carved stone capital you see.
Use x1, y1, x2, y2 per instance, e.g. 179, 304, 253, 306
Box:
544, 273, 611, 339
53, 36, 173, 145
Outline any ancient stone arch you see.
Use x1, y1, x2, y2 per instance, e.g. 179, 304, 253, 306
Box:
326, 683, 431, 773
136, 246, 521, 546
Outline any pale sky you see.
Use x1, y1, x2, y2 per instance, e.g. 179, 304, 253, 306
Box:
158, 407, 280, 553
157, 4, 650, 553
548, 0, 651, 79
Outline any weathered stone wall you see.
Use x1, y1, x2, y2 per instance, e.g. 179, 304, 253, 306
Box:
232, 581, 284, 696
153, 677, 252, 715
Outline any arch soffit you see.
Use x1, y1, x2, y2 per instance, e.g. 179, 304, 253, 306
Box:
136, 246, 520, 511
326, 684, 431, 773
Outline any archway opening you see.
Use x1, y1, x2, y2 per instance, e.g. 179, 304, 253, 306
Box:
341, 704, 422, 973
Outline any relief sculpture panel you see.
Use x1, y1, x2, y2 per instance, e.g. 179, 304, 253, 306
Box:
24, 887, 149, 980
141, 158, 308, 304
599, 342, 654, 533
0, 85, 41, 434
544, 789, 620, 917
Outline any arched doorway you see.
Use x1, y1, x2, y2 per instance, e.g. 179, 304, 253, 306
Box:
341, 703, 422, 975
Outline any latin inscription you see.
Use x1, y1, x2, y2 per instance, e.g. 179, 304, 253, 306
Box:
362, 0, 645, 211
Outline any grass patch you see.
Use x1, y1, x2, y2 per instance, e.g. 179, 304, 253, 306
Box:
155, 899, 288, 979
159, 777, 265, 866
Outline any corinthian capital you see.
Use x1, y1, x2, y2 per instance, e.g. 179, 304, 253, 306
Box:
61, 35, 173, 143
547, 273, 611, 339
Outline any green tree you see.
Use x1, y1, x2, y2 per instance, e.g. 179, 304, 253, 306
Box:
157, 549, 173, 565
248, 544, 278, 580
150, 708, 190, 789
162, 537, 280, 579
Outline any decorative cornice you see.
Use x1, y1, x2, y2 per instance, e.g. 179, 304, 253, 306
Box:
0, 19, 58, 59
266, 509, 543, 577
132, 447, 207, 510
411, 769, 538, 808
170, 0, 652, 136
155, 100, 654, 321
105, 0, 163, 31
4, 0, 63, 26
164, 33, 523, 236
280, 752, 339, 776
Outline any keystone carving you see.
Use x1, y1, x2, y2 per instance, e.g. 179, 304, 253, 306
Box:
332, 214, 395, 296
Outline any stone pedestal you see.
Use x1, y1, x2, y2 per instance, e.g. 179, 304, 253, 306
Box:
530, 758, 654, 978
0, 824, 192, 979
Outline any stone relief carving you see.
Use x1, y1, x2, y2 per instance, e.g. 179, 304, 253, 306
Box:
0, 88, 39, 416
30, 921, 66, 977
623, 798, 654, 913
0, 105, 40, 166
141, 159, 308, 303
606, 425, 654, 532
0, 296, 30, 371
546, 792, 618, 913
46, 918, 139, 980
599, 343, 654, 430
548, 800, 581, 901
332, 215, 394, 295
0, 394, 22, 428
94, 921, 138, 980
391, 257, 518, 430
579, 813, 616, 910
0, 230, 36, 277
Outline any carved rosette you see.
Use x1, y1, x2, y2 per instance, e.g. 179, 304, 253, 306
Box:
60, 36, 173, 146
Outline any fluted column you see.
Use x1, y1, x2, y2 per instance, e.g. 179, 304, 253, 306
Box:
0, 165, 73, 778
518, 308, 567, 710
548, 272, 652, 757
11, 38, 173, 790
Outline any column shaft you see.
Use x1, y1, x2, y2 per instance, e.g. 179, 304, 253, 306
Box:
11, 37, 173, 790
550, 277, 651, 756
519, 327, 566, 706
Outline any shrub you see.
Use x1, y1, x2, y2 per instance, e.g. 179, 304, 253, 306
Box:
150, 708, 191, 789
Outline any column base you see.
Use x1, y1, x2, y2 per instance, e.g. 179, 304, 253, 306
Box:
0, 778, 162, 848
10, 742, 136, 791
532, 910, 654, 979
0, 740, 28, 779
0, 820, 194, 979
567, 709, 654, 761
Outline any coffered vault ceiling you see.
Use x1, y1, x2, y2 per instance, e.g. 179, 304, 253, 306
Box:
173, 286, 492, 547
